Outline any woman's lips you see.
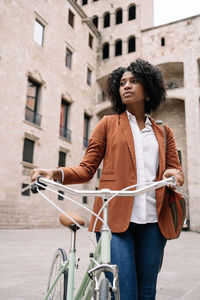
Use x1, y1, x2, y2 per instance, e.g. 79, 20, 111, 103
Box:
123, 92, 133, 96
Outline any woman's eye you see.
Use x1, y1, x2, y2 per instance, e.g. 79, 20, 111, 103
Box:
120, 82, 125, 86
132, 79, 138, 83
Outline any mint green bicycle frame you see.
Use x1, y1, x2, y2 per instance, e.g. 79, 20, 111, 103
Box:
44, 198, 119, 300
35, 176, 175, 300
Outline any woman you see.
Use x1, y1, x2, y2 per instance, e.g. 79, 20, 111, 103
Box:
31, 59, 184, 300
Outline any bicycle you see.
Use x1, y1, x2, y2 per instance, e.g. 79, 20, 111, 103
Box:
26, 175, 176, 300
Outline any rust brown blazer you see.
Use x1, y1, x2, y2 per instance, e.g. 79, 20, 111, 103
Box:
62, 112, 182, 239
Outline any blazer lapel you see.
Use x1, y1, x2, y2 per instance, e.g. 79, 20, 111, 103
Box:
119, 112, 137, 171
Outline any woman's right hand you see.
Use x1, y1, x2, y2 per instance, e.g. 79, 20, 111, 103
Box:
30, 168, 62, 183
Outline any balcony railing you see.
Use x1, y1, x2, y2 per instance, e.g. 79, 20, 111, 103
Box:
60, 126, 72, 141
25, 106, 42, 127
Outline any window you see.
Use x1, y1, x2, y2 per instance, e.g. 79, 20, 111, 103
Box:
115, 40, 122, 56
58, 190, 64, 200
128, 36, 136, 53
102, 42, 109, 59
93, 0, 98, 1
104, 12, 110, 28
89, 33, 93, 49
21, 183, 30, 196
97, 169, 102, 179
23, 138, 34, 163
34, 19, 44, 46
60, 99, 71, 141
68, 9, 74, 28
58, 151, 66, 167
66, 48, 72, 69
128, 5, 136, 21
83, 113, 91, 147
116, 9, 123, 24
82, 0, 87, 5
25, 79, 41, 126
92, 16, 98, 28
177, 150, 182, 165
102, 91, 106, 102
87, 67, 92, 86
161, 37, 165, 46
83, 196, 88, 204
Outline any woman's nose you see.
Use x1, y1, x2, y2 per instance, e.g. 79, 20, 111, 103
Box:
124, 81, 131, 89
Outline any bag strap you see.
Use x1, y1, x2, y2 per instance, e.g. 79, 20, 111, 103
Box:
156, 120, 167, 156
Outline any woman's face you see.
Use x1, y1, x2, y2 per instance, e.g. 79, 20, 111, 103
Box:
119, 71, 146, 106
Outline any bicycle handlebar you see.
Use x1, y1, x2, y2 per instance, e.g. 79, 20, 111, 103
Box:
33, 176, 176, 198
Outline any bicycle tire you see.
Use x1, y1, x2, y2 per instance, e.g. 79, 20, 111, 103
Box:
99, 278, 111, 300
46, 248, 68, 300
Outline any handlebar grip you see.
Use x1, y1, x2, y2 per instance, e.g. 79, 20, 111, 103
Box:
31, 176, 47, 194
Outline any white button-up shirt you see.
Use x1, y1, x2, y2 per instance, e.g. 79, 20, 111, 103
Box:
126, 111, 159, 224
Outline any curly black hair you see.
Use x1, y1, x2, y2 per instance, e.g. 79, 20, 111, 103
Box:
106, 58, 166, 114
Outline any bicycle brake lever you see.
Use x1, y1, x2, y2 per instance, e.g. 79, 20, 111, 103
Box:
31, 176, 47, 194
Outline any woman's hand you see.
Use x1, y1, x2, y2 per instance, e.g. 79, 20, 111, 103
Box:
30, 168, 62, 183
162, 169, 184, 187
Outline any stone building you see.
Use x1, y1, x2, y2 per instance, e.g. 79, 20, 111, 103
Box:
0, 0, 199, 231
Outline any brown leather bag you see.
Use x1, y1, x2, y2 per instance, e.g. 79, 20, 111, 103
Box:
156, 121, 186, 239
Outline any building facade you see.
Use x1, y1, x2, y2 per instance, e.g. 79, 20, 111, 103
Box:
0, 0, 199, 231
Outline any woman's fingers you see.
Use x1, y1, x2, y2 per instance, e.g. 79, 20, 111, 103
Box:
162, 169, 184, 187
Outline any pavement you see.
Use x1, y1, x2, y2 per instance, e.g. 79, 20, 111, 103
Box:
0, 228, 200, 300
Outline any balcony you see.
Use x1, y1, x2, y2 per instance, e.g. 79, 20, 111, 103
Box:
25, 106, 42, 127
60, 126, 72, 141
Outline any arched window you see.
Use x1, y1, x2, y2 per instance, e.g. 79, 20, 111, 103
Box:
128, 36, 136, 53
104, 12, 110, 28
92, 16, 98, 28
128, 5, 136, 20
116, 8, 123, 24
115, 40, 122, 56
82, 0, 87, 5
102, 42, 109, 59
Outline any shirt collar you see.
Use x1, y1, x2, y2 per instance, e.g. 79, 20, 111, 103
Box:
126, 110, 152, 126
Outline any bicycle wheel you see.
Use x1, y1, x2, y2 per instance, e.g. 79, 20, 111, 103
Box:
46, 248, 68, 300
99, 278, 111, 300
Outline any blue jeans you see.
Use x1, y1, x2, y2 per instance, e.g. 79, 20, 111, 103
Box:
96, 222, 166, 300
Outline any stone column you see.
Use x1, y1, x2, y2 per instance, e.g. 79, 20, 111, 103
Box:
184, 52, 200, 232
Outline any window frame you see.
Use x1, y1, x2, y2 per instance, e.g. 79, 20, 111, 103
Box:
102, 42, 109, 59
33, 19, 45, 46
60, 99, 71, 141
103, 12, 110, 28
58, 151, 66, 167
128, 5, 136, 21
25, 78, 42, 127
128, 36, 136, 53
116, 8, 123, 25
68, 9, 75, 28
89, 33, 94, 49
87, 67, 92, 86
83, 113, 91, 147
115, 39, 122, 56
22, 138, 35, 164
66, 47, 73, 69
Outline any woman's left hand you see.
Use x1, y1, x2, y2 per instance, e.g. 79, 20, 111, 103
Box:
162, 168, 184, 187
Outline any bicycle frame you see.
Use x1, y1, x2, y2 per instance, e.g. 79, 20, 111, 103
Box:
32, 176, 176, 300
44, 197, 119, 300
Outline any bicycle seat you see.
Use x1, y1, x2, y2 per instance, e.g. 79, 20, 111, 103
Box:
59, 212, 85, 228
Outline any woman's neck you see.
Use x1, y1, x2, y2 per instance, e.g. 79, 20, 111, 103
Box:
126, 103, 145, 123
